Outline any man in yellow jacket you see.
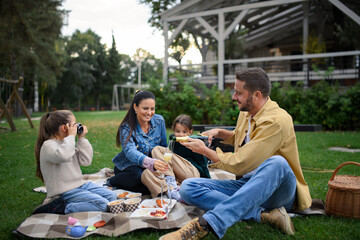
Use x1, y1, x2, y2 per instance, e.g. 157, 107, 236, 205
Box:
160, 68, 312, 240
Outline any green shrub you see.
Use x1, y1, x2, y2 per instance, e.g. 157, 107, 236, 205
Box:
271, 80, 360, 130
149, 76, 237, 127
150, 77, 359, 130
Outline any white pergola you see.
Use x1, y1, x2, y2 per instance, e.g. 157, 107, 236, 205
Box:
161, 0, 360, 90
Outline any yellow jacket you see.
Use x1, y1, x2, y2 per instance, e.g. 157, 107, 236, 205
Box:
212, 98, 312, 210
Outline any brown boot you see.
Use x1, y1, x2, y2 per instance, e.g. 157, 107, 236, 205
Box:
159, 217, 209, 240
261, 206, 295, 235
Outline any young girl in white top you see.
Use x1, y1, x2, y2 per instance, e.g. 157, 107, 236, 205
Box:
34, 110, 116, 214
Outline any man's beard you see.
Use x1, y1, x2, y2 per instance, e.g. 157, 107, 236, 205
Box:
240, 95, 254, 112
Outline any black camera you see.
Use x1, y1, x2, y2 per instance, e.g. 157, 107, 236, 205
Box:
77, 123, 84, 135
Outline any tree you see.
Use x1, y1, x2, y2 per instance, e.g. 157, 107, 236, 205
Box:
0, 0, 65, 112
106, 34, 121, 84
137, 0, 179, 30
51, 30, 107, 110
170, 33, 190, 68
133, 48, 163, 86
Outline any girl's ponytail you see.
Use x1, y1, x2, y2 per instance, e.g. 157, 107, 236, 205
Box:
34, 110, 72, 182
35, 113, 50, 182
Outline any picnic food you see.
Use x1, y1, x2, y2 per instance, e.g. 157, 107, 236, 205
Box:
127, 192, 142, 198
169, 135, 214, 142
109, 200, 122, 205
118, 192, 129, 198
150, 210, 166, 218
156, 199, 167, 208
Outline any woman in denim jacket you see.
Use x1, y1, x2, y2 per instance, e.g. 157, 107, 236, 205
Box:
107, 90, 169, 194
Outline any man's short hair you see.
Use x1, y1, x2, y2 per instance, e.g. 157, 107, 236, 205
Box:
235, 68, 271, 97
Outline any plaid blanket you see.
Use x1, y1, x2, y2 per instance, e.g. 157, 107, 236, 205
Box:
17, 168, 235, 238
17, 168, 325, 238
16, 202, 205, 238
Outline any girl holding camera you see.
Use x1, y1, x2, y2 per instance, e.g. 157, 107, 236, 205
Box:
34, 110, 117, 214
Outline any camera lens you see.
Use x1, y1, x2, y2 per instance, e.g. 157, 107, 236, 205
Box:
77, 123, 83, 135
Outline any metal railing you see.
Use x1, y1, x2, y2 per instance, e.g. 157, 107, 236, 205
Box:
168, 51, 360, 87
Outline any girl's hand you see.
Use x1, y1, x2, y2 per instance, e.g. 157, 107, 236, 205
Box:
78, 125, 88, 138
67, 123, 77, 137
153, 159, 168, 172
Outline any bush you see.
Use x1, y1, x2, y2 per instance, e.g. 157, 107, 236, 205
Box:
271, 81, 360, 130
150, 77, 359, 130
149, 76, 238, 127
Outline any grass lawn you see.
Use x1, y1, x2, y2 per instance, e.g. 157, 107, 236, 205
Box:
0, 111, 359, 239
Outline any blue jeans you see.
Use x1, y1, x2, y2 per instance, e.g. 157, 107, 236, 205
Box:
180, 155, 296, 239
62, 182, 117, 214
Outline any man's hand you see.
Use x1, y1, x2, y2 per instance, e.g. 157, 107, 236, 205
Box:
200, 129, 220, 145
181, 138, 221, 163
201, 128, 234, 146
181, 138, 207, 155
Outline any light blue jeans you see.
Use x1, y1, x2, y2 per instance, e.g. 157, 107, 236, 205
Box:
180, 155, 296, 239
62, 182, 117, 214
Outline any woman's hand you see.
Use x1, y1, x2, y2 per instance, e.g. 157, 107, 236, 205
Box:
153, 159, 168, 173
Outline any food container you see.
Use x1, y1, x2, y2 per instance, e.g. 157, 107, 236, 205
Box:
124, 197, 141, 212
116, 190, 130, 199
108, 199, 125, 214
126, 192, 142, 199
325, 161, 360, 219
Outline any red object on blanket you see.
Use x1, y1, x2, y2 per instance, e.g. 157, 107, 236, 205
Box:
150, 210, 166, 218
93, 220, 106, 228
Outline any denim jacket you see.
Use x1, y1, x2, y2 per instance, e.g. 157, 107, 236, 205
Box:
112, 114, 168, 171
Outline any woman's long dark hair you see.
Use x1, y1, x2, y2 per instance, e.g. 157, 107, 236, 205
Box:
35, 110, 73, 182
116, 90, 155, 147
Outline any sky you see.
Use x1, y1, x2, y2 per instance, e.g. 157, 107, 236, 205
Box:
61, 0, 201, 63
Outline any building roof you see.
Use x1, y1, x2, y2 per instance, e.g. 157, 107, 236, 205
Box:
160, 0, 357, 50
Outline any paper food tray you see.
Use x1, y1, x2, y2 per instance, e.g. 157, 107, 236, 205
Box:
130, 208, 168, 220
138, 197, 176, 211
113, 189, 141, 199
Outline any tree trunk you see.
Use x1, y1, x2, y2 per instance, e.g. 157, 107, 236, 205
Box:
96, 95, 100, 111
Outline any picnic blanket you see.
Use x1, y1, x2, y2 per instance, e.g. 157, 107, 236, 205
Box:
15, 202, 205, 238
16, 168, 325, 239
16, 167, 234, 238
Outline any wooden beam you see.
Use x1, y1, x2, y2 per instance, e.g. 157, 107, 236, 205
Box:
168, 19, 188, 43
328, 0, 360, 25
224, 9, 248, 39
167, 0, 308, 22
196, 17, 219, 40
0, 97, 16, 132
218, 12, 225, 91
163, 20, 169, 83
11, 77, 34, 128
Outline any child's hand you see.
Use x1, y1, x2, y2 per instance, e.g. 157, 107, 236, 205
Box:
67, 123, 77, 137
78, 125, 88, 138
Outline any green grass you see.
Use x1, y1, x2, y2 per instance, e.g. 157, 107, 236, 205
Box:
1, 111, 359, 239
